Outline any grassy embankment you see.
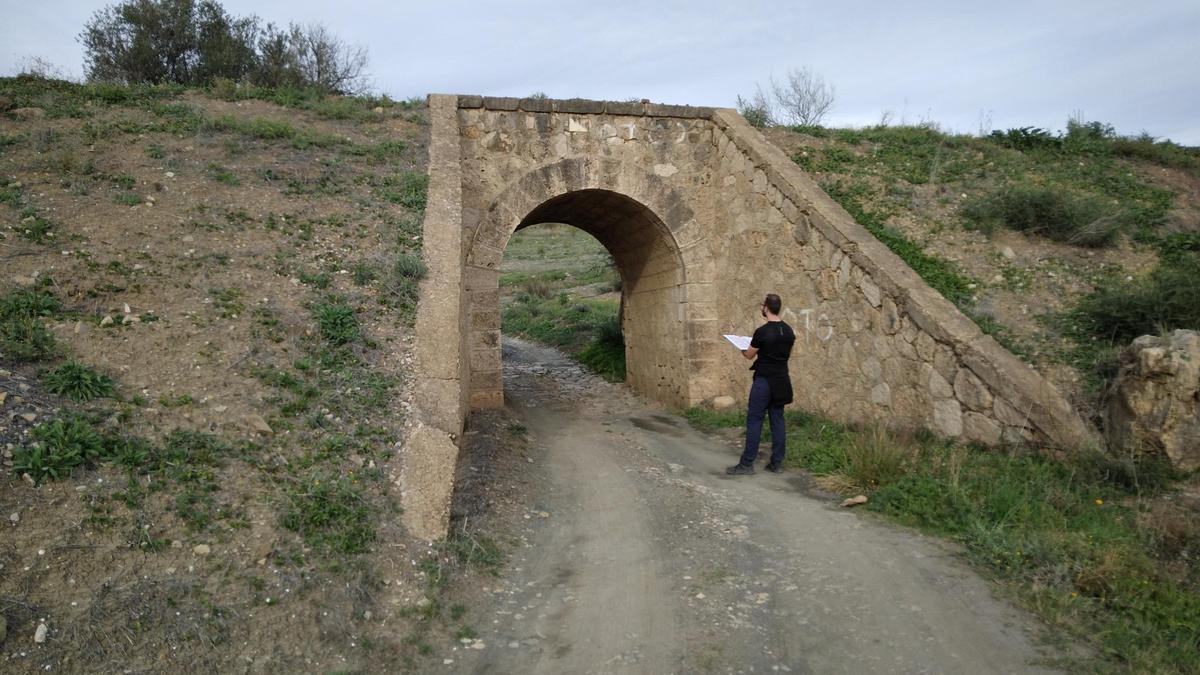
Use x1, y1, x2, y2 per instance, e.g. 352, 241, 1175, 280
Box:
780, 120, 1200, 395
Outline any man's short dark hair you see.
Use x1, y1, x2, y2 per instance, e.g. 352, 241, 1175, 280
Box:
764, 293, 782, 315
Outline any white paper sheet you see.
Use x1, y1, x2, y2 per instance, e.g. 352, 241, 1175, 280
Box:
723, 334, 753, 351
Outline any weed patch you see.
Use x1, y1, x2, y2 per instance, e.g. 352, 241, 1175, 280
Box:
0, 286, 59, 362
12, 415, 105, 482
282, 473, 376, 555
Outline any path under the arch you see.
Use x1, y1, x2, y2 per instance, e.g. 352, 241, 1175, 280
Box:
449, 337, 1067, 674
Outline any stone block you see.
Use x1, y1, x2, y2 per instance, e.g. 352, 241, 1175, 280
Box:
881, 296, 901, 334
605, 100, 644, 116
859, 276, 882, 308
519, 97, 552, 112
481, 96, 520, 110
400, 425, 461, 540
554, 98, 606, 114
912, 331, 934, 362
993, 397, 1031, 428
1105, 330, 1200, 471
963, 412, 1002, 445
712, 395, 737, 410
932, 398, 963, 437
792, 216, 811, 245
860, 357, 882, 383
927, 364, 954, 399
457, 95, 484, 108
870, 382, 892, 407
954, 368, 994, 412
471, 309, 500, 330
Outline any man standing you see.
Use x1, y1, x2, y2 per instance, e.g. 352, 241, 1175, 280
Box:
727, 294, 796, 475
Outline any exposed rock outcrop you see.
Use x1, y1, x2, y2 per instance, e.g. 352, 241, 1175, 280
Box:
1106, 330, 1200, 472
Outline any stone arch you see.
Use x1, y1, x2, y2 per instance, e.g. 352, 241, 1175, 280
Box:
463, 157, 715, 409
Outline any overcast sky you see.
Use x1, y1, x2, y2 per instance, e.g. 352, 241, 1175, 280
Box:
3, 0, 1198, 143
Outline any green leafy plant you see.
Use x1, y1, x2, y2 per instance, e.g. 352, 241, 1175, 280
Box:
44, 361, 116, 401
13, 416, 105, 482
314, 297, 360, 345
0, 287, 59, 362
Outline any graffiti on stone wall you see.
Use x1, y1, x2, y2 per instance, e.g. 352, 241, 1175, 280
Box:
783, 308, 834, 344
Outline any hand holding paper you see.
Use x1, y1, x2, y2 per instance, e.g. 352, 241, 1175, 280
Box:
724, 334, 752, 351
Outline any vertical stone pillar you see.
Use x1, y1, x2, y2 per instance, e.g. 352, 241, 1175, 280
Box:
401, 94, 468, 541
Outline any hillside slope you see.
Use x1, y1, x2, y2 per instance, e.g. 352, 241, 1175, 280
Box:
762, 123, 1200, 418
0, 77, 487, 672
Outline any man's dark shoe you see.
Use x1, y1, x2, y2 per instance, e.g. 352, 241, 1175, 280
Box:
765, 462, 783, 473
725, 463, 755, 475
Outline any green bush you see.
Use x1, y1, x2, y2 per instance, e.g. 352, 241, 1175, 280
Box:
44, 361, 116, 401
987, 126, 1060, 151
961, 184, 1121, 247
1072, 263, 1200, 344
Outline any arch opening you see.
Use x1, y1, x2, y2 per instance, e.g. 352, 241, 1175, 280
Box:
468, 189, 689, 409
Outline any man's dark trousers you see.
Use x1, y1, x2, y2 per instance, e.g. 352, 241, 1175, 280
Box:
739, 376, 785, 466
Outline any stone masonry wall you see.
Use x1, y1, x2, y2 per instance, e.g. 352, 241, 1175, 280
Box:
707, 110, 1097, 448
402, 95, 1099, 540
456, 98, 722, 410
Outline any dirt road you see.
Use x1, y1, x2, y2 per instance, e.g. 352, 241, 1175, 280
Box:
451, 338, 1062, 674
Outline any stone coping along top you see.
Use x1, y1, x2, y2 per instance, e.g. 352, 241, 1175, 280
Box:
446, 94, 717, 119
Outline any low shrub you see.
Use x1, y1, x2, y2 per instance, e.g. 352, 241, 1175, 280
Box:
1071, 263, 1200, 345
841, 426, 913, 491
961, 184, 1121, 247
12, 415, 105, 482
394, 252, 427, 280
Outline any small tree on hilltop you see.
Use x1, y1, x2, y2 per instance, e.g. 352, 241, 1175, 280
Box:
770, 67, 836, 127
287, 23, 370, 95
78, 0, 370, 93
736, 84, 775, 128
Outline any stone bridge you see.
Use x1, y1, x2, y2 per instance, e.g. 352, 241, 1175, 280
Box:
400, 94, 1097, 539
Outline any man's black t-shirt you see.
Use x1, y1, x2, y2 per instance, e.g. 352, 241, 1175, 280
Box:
750, 320, 795, 377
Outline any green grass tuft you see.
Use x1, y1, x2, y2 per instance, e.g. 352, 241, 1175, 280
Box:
0, 286, 59, 362
282, 473, 376, 555
13, 415, 105, 482
314, 297, 361, 346
44, 361, 116, 401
